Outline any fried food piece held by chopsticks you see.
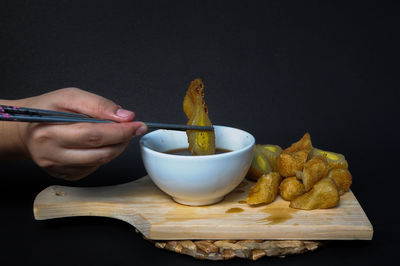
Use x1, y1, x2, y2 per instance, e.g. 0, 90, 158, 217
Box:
328, 168, 352, 195
276, 133, 312, 177
246, 145, 272, 181
289, 178, 340, 210
279, 176, 306, 201
309, 148, 348, 170
246, 172, 282, 205
183, 79, 216, 155
296, 156, 329, 191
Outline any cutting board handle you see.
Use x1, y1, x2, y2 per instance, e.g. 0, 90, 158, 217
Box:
34, 184, 114, 220
33, 181, 148, 220
33, 179, 155, 236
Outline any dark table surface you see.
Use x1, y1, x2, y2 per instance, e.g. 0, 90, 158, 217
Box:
1, 1, 398, 265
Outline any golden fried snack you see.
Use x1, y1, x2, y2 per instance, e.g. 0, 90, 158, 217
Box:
246, 172, 282, 205
297, 156, 329, 191
309, 148, 348, 170
183, 78, 216, 155
246, 145, 272, 181
284, 133, 312, 153
260, 144, 282, 171
276, 133, 312, 177
328, 168, 352, 195
289, 178, 340, 210
279, 176, 305, 201
276, 150, 309, 177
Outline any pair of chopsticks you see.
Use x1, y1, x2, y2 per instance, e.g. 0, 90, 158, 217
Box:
0, 105, 214, 131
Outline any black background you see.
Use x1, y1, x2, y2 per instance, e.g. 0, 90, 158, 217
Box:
0, 0, 398, 265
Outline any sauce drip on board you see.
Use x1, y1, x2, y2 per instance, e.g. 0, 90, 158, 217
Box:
225, 207, 244, 213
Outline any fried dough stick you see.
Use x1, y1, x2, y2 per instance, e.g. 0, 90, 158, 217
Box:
183, 79, 216, 155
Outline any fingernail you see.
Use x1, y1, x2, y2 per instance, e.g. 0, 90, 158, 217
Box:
116, 108, 133, 118
136, 125, 148, 136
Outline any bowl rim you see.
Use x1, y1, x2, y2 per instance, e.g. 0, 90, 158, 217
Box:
139, 125, 255, 160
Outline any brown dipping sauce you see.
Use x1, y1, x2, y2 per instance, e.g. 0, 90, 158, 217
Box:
165, 148, 231, 156
225, 207, 244, 213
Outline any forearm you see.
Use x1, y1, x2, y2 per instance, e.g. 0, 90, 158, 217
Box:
0, 99, 29, 160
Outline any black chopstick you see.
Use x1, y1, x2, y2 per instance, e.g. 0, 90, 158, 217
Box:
0, 114, 113, 123
0, 105, 89, 118
144, 122, 214, 131
0, 105, 214, 131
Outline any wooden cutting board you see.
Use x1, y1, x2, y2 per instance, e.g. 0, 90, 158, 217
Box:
33, 176, 373, 240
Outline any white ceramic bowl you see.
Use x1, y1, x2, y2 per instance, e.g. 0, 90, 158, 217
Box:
139, 125, 255, 206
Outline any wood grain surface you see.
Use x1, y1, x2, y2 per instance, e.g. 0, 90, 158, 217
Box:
33, 176, 373, 240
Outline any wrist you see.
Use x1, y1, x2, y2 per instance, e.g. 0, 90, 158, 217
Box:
0, 99, 30, 160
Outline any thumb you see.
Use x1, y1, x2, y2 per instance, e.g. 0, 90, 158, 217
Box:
54, 88, 135, 122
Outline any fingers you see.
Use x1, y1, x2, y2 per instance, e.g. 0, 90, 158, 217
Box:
21, 87, 150, 181
66, 142, 129, 166
46, 87, 135, 122
46, 121, 146, 148
39, 142, 129, 168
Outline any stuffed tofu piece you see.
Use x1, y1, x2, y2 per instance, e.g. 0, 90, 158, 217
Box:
328, 168, 352, 195
277, 133, 312, 177
290, 178, 340, 210
279, 176, 305, 201
246, 172, 282, 205
296, 156, 329, 191
260, 144, 282, 171
183, 78, 216, 155
247, 145, 272, 181
309, 148, 348, 170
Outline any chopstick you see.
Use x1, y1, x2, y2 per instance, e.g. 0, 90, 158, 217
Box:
0, 105, 89, 118
0, 105, 214, 131
144, 122, 213, 131
0, 113, 113, 123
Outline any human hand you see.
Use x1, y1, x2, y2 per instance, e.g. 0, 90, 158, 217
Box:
15, 87, 147, 180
